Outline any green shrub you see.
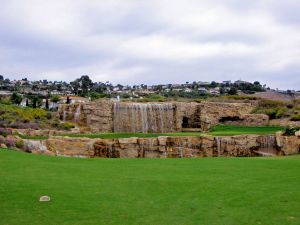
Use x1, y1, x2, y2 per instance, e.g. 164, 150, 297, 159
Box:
225, 95, 260, 101
258, 99, 287, 108
291, 114, 300, 121
275, 107, 287, 118
58, 122, 75, 130
46, 112, 52, 120
146, 94, 167, 102
89, 92, 108, 100
10, 92, 22, 105
0, 97, 11, 105
51, 95, 60, 103
0, 104, 51, 128
120, 93, 131, 99
15, 140, 24, 149
283, 127, 300, 136
257, 107, 287, 119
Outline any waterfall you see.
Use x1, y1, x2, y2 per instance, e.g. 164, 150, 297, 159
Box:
74, 104, 81, 123
215, 137, 235, 157
113, 102, 175, 133
216, 137, 222, 157
258, 135, 276, 156
107, 143, 113, 157
63, 106, 67, 122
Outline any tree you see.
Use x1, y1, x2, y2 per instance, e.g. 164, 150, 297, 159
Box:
228, 87, 238, 95
287, 90, 295, 102
45, 98, 49, 109
51, 95, 60, 103
210, 81, 218, 88
32, 97, 37, 108
71, 75, 93, 96
220, 87, 226, 95
66, 96, 71, 104
27, 94, 42, 108
70, 80, 80, 95
10, 92, 22, 105
32, 96, 42, 108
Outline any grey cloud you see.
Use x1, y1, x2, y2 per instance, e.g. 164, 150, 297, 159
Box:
0, 0, 299, 90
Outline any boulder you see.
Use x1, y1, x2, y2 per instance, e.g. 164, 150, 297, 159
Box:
0, 143, 7, 149
276, 134, 299, 155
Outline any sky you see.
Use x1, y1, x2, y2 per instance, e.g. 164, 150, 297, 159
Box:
0, 0, 300, 89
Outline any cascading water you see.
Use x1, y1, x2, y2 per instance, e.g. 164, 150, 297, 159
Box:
113, 102, 175, 133
258, 135, 276, 156
215, 137, 235, 157
63, 105, 67, 122
74, 104, 81, 123
216, 137, 222, 157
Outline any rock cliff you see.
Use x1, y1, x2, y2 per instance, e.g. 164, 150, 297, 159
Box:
58, 100, 268, 133
21, 133, 299, 158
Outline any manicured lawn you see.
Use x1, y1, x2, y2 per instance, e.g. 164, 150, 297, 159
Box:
208, 124, 285, 136
18, 134, 49, 140
56, 132, 204, 139
55, 125, 284, 139
1, 149, 300, 225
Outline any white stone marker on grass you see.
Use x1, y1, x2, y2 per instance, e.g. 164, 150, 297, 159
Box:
39, 196, 51, 202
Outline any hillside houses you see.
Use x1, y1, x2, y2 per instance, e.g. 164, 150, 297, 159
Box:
0, 75, 270, 102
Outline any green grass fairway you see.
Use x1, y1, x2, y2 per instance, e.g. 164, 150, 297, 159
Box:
56, 125, 284, 139
1, 150, 300, 225
208, 125, 285, 136
57, 132, 204, 139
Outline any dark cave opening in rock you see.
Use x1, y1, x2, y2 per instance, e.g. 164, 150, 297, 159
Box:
219, 116, 243, 123
182, 116, 190, 128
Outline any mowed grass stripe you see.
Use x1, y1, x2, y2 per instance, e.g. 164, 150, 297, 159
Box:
0, 149, 300, 225
54, 125, 284, 139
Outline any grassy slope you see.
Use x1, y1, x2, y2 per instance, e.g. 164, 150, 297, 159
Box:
1, 150, 300, 225
208, 125, 284, 136
56, 125, 284, 139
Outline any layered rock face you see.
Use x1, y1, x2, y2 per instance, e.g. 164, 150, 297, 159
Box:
177, 102, 268, 130
22, 133, 300, 158
58, 100, 269, 133
58, 100, 113, 132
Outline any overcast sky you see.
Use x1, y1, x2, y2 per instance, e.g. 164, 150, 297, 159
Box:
0, 0, 300, 89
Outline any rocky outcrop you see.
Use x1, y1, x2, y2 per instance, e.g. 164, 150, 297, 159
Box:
20, 133, 300, 158
225, 114, 269, 126
46, 137, 95, 157
12, 128, 80, 137
275, 132, 300, 155
58, 100, 268, 133
23, 139, 54, 155
58, 100, 114, 133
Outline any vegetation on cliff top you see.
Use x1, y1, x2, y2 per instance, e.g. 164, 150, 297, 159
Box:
1, 149, 300, 225
0, 103, 51, 129
0, 103, 76, 130
252, 99, 300, 121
